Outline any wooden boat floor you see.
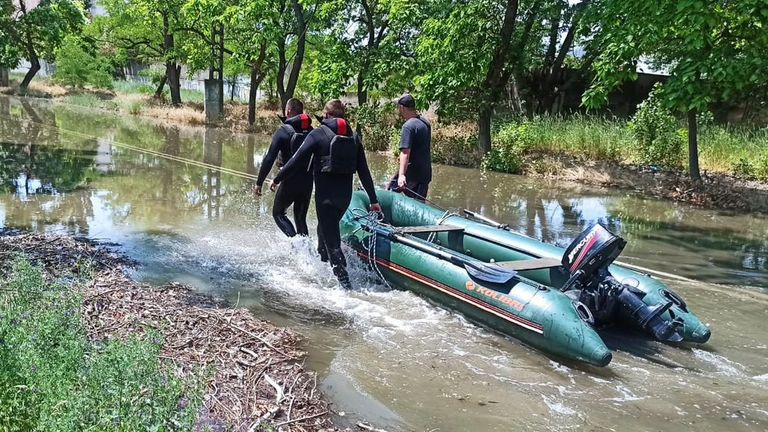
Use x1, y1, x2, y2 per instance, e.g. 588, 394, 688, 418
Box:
395, 225, 465, 234
495, 257, 562, 271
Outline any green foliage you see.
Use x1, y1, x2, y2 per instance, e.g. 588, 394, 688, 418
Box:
53, 36, 113, 89
628, 86, 684, 168
482, 143, 523, 174
0, 258, 202, 431
351, 102, 400, 152
732, 154, 768, 182
481, 122, 532, 173
414, 0, 498, 120
0, 0, 86, 70
431, 126, 482, 167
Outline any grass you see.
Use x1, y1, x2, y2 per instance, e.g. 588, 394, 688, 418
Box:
421, 115, 768, 179
0, 258, 203, 431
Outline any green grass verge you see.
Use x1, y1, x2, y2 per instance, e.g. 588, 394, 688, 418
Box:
0, 258, 203, 431
436, 115, 768, 179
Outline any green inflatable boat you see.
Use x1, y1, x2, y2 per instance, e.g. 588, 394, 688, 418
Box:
341, 190, 711, 367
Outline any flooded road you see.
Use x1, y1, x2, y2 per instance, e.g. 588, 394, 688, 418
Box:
1, 95, 767, 431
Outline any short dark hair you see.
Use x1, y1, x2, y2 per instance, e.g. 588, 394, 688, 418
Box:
324, 99, 345, 118
285, 98, 304, 115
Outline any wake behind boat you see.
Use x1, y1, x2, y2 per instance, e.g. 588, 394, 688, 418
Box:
341, 190, 711, 366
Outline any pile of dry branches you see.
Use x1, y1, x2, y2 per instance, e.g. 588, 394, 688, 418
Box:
1, 230, 338, 432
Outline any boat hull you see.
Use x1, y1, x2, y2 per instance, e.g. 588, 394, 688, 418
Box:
341, 190, 711, 366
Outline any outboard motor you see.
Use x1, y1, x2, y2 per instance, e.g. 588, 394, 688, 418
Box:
561, 223, 683, 342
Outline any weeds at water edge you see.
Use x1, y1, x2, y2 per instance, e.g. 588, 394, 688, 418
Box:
0, 258, 203, 431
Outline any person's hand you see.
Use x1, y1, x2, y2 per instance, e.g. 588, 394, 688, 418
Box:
370, 202, 383, 214
254, 185, 263, 197
269, 180, 279, 192
397, 174, 407, 189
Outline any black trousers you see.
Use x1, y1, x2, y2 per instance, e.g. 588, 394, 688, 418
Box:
315, 194, 352, 289
272, 179, 312, 237
387, 175, 430, 202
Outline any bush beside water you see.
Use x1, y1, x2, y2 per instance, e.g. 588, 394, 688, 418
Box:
0, 258, 202, 431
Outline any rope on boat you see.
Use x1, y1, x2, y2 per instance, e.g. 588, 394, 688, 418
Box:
349, 208, 393, 290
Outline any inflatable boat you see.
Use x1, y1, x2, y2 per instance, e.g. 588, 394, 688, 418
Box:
340, 190, 711, 366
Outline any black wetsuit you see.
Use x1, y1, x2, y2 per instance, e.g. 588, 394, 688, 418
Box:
274, 117, 378, 288
257, 114, 314, 237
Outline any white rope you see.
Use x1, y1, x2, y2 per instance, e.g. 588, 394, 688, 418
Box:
348, 208, 393, 289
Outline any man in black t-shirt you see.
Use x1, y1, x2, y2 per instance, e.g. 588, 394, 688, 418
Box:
387, 94, 432, 201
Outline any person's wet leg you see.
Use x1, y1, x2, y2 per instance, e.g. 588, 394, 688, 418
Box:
316, 206, 329, 262
316, 201, 351, 289
293, 184, 312, 237
272, 184, 297, 237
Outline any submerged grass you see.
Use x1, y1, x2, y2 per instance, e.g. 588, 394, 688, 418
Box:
0, 258, 203, 431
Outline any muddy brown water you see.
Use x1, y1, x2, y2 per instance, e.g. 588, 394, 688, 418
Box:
1, 95, 767, 431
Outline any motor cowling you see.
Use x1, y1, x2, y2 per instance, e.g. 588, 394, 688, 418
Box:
560, 224, 683, 342
562, 223, 626, 285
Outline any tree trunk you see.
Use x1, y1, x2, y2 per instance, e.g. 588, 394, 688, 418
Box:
0, 68, 8, 87
281, 0, 308, 109
247, 42, 268, 126
167, 62, 182, 105
277, 38, 288, 110
357, 72, 368, 106
510, 76, 523, 113
478, 107, 493, 155
19, 43, 40, 95
154, 74, 167, 98
248, 66, 266, 126
229, 77, 236, 101
477, 0, 519, 153
162, 13, 181, 106
687, 109, 701, 182
356, 72, 368, 136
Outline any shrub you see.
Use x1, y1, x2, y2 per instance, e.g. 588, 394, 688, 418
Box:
352, 102, 400, 152
0, 258, 202, 431
53, 36, 114, 90
629, 84, 684, 168
431, 123, 482, 167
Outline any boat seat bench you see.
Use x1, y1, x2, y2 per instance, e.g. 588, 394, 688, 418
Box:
495, 257, 562, 271
396, 225, 465, 234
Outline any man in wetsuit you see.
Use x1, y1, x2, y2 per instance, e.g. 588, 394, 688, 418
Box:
271, 99, 381, 289
387, 93, 432, 202
255, 98, 314, 237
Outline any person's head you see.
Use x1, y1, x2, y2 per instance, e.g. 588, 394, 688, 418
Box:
285, 98, 304, 117
397, 93, 417, 119
323, 99, 345, 119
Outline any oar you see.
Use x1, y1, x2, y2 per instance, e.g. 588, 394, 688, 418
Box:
463, 209, 509, 230
363, 223, 517, 284
462, 209, 691, 282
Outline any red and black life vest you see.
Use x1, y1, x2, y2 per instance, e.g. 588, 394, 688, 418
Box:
319, 118, 358, 175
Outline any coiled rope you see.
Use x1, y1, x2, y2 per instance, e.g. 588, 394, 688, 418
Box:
349, 208, 393, 289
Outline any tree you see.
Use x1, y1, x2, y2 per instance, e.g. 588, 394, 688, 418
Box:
415, 0, 542, 154
275, 0, 318, 110
319, 0, 424, 107
526, 0, 594, 115
53, 35, 113, 89
0, 0, 86, 94
583, 0, 768, 181
95, 0, 187, 105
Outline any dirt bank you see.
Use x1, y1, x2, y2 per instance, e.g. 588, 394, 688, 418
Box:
0, 230, 340, 431
522, 152, 768, 213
